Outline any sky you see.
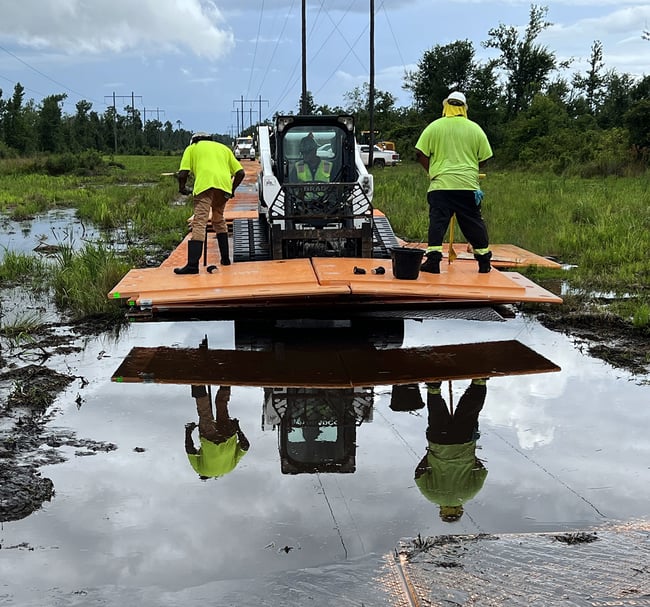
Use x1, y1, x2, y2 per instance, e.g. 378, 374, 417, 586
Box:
0, 0, 649, 137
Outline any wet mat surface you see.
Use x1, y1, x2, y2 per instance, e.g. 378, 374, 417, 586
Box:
397, 522, 650, 606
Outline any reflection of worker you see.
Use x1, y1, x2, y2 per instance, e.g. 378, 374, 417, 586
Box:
289, 133, 332, 183
415, 91, 493, 274
185, 385, 249, 479
175, 132, 245, 274
414, 379, 488, 522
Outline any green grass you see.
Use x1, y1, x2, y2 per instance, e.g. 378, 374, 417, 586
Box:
0, 250, 49, 287
372, 161, 650, 325
1, 155, 649, 326
49, 242, 132, 319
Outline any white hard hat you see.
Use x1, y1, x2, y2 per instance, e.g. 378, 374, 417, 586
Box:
191, 132, 212, 144
444, 91, 467, 107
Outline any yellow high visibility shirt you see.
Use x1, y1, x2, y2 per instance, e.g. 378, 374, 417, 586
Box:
179, 140, 243, 196
415, 117, 492, 191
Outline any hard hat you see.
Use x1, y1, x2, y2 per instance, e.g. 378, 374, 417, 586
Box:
439, 504, 464, 522
299, 135, 318, 153
444, 91, 467, 107
191, 132, 212, 144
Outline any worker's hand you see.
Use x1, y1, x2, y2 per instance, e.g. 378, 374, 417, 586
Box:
179, 186, 192, 196
185, 422, 197, 431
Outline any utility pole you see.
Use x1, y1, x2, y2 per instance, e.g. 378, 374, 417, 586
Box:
232, 96, 269, 134
368, 0, 375, 168
144, 107, 166, 150
301, 0, 307, 114
105, 91, 142, 154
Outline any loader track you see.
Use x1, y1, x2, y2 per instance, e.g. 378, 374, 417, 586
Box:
233, 218, 271, 262
372, 215, 400, 259
233, 215, 399, 262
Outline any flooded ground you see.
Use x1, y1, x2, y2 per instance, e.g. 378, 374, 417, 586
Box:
0, 209, 100, 257
1, 310, 649, 605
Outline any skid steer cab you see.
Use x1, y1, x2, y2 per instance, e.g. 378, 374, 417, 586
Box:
233, 115, 398, 262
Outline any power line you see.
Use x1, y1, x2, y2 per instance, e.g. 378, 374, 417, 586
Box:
246, 0, 266, 100
0, 43, 98, 104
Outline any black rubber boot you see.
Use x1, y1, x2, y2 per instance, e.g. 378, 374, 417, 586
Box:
420, 251, 442, 274
217, 232, 231, 266
474, 251, 492, 273
174, 240, 203, 274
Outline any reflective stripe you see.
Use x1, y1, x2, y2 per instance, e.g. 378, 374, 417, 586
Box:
296, 160, 332, 182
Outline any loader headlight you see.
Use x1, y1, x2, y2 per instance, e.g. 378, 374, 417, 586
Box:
361, 175, 371, 194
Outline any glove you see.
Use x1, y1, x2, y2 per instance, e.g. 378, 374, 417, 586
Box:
474, 189, 484, 206
179, 186, 192, 196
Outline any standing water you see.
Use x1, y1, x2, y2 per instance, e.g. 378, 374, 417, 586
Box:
0, 312, 648, 605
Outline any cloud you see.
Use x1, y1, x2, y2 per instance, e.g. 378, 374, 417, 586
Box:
1, 0, 235, 60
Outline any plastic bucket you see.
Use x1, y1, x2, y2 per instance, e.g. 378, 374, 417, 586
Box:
390, 246, 424, 280
389, 383, 425, 411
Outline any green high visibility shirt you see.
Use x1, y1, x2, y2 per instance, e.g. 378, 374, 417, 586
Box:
179, 140, 243, 196
187, 434, 247, 478
415, 441, 487, 506
415, 116, 492, 191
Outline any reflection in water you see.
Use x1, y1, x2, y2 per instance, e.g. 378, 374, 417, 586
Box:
263, 386, 372, 474
185, 384, 250, 479
112, 325, 561, 480
413, 380, 488, 523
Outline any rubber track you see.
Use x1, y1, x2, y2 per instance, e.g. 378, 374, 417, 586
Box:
232, 218, 271, 262
234, 215, 398, 261
372, 215, 400, 259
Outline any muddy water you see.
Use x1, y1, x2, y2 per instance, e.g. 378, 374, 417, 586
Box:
1, 314, 649, 606
0, 209, 100, 257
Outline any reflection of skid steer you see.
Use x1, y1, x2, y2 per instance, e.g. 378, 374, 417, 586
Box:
263, 386, 374, 474
232, 114, 399, 262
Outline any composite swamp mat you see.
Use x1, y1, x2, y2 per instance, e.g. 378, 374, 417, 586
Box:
109, 170, 562, 315
389, 522, 650, 606
108, 235, 562, 315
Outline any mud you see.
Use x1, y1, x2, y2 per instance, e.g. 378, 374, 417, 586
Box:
536, 309, 650, 378
0, 319, 119, 522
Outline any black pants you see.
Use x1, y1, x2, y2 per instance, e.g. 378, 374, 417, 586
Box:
426, 383, 486, 445
427, 190, 489, 250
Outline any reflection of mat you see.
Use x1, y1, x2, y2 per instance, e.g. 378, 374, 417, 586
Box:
112, 339, 561, 387
393, 521, 650, 606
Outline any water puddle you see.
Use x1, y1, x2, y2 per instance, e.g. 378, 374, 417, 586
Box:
0, 209, 101, 259
1, 314, 649, 605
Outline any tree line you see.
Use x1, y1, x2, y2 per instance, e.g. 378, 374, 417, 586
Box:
1, 5, 648, 175
304, 5, 649, 175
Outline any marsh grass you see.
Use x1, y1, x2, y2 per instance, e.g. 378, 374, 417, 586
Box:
373, 162, 650, 324
49, 242, 131, 319
2, 155, 649, 325
0, 250, 49, 287
0, 309, 44, 342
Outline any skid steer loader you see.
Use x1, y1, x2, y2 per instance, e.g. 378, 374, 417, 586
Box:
232, 115, 398, 262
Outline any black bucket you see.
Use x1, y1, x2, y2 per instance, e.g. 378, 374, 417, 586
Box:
390, 246, 424, 280
390, 383, 425, 412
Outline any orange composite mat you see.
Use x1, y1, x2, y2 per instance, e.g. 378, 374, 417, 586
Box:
111, 163, 562, 310
109, 235, 562, 310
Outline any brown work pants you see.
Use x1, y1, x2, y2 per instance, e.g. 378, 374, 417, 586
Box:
195, 386, 236, 444
190, 187, 228, 242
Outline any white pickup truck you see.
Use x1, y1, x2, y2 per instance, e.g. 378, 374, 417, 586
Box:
357, 144, 400, 168
233, 136, 256, 160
